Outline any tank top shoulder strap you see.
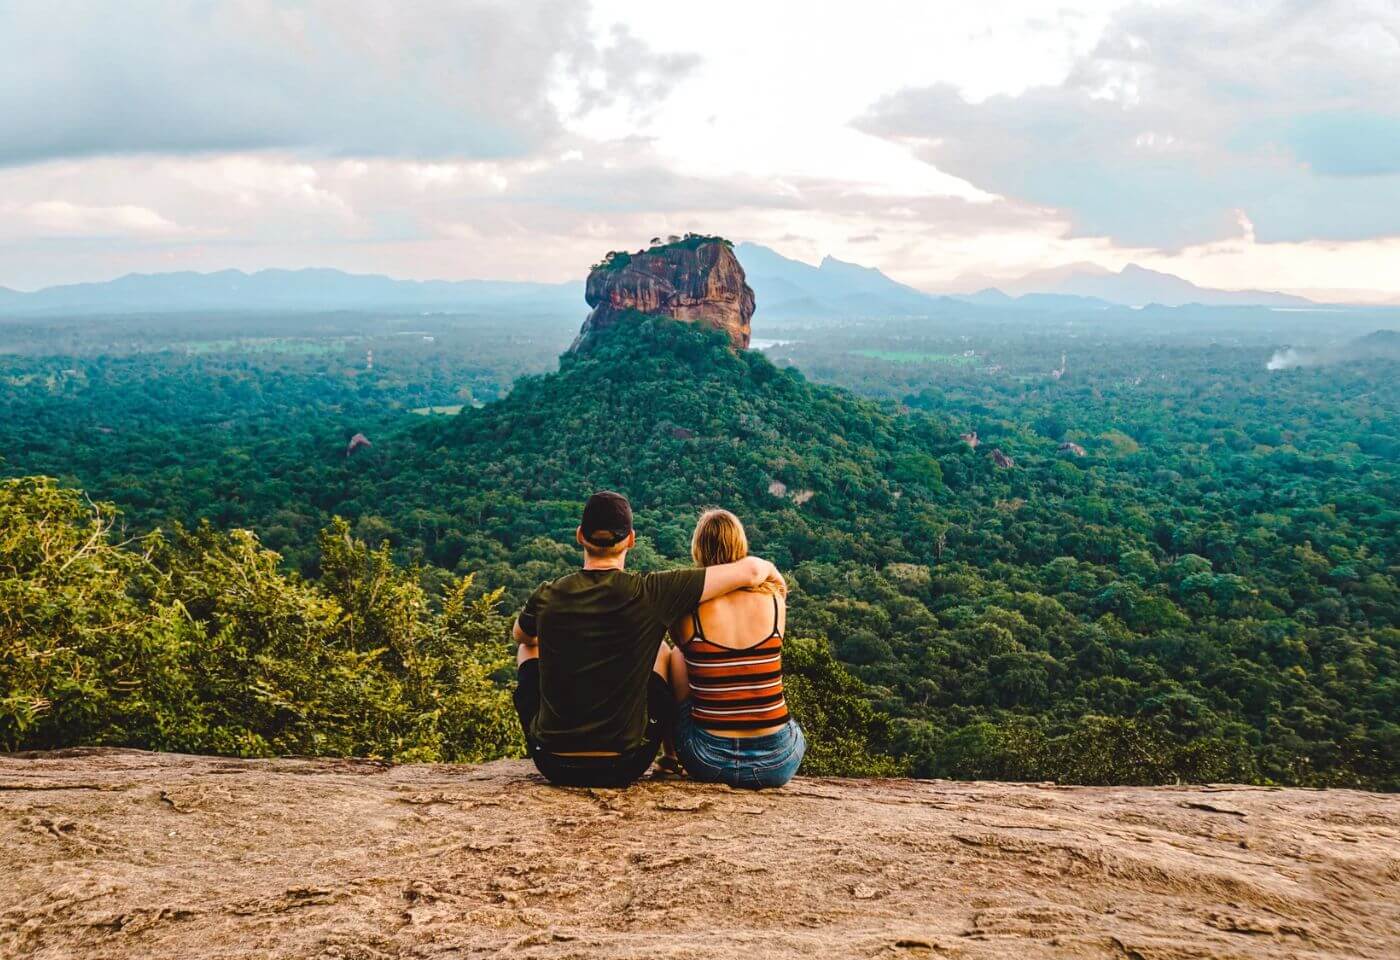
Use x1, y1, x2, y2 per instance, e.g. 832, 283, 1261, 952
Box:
690, 607, 708, 644
769, 594, 783, 639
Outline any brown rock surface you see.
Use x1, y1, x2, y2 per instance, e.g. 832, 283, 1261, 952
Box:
3, 749, 1398, 959
575, 239, 756, 350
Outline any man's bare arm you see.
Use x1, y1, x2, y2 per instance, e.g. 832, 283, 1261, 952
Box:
699, 556, 786, 603
512, 619, 538, 647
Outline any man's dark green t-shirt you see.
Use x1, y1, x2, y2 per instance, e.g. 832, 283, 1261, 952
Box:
518, 568, 705, 753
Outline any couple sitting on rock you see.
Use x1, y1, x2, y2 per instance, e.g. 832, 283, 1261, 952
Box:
512, 491, 806, 789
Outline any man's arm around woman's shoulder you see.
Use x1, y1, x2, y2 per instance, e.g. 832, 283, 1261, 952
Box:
699, 556, 787, 603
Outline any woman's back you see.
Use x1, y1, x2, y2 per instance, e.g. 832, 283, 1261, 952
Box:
677, 589, 788, 734
689, 588, 786, 648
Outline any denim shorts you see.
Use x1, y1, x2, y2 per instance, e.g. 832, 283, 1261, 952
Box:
674, 699, 806, 789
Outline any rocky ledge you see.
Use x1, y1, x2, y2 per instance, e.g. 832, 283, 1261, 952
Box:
574, 236, 756, 351
3, 749, 1398, 959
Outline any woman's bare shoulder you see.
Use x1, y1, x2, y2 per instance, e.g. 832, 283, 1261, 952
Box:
700, 587, 780, 615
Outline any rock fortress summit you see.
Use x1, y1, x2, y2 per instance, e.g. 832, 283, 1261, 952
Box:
574, 235, 756, 351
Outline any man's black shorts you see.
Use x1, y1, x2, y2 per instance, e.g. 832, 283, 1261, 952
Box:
513, 659, 672, 788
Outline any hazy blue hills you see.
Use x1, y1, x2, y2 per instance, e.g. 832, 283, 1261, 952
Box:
736, 242, 946, 318
961, 261, 1314, 309
723, 245, 1314, 314
736, 245, 1315, 313
957, 289, 1116, 311
0, 246, 1321, 317
0, 247, 952, 320
0, 268, 577, 315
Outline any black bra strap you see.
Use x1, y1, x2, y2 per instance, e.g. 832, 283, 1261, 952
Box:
689, 598, 782, 646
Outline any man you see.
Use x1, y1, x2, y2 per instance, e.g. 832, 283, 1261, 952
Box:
513, 491, 785, 787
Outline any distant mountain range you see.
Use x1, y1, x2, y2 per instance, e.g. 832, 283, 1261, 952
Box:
736, 245, 1316, 314
735, 243, 940, 318
954, 261, 1314, 309
0, 268, 576, 315
0, 247, 1323, 316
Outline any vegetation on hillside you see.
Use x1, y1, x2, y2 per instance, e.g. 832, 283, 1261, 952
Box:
0, 477, 522, 760
591, 233, 733, 273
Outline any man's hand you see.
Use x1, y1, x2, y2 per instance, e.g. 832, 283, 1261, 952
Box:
761, 561, 788, 597
700, 555, 786, 603
513, 618, 539, 668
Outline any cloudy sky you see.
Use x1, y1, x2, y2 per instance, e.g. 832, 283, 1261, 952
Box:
2, 0, 1398, 300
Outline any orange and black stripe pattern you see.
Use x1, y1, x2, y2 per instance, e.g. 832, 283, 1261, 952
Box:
682, 597, 789, 729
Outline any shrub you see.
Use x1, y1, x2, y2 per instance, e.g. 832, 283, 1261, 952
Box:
0, 477, 196, 751
784, 635, 906, 777
0, 478, 522, 761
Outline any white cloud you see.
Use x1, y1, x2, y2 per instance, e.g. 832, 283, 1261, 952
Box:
0, 0, 693, 165
2, 200, 185, 238
861, 0, 1400, 247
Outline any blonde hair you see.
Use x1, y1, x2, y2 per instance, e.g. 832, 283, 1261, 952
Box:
691, 509, 749, 566
692, 509, 781, 598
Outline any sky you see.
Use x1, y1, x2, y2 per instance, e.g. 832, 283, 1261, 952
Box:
2, 0, 1398, 300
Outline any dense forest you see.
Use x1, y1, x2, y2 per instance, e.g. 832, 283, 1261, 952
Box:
2, 305, 1396, 787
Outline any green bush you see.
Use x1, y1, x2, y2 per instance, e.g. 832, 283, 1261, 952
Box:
1, 477, 196, 750
0, 477, 522, 761
590, 234, 732, 272
784, 635, 906, 777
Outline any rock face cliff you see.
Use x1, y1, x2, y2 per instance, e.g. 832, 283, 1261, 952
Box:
574, 237, 756, 350
5, 749, 1399, 959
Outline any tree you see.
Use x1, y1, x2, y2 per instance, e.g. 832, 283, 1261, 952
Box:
0, 478, 522, 761
783, 637, 905, 777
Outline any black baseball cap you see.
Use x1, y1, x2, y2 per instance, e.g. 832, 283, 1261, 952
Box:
580, 491, 633, 547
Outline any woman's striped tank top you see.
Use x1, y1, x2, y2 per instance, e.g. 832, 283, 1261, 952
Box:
682, 594, 789, 730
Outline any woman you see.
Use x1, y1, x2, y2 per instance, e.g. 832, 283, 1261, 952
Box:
669, 509, 806, 788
